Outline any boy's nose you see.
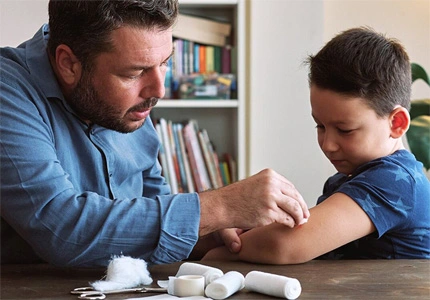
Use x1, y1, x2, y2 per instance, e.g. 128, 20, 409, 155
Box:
320, 133, 339, 153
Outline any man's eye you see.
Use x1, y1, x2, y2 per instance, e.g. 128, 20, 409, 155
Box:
315, 125, 324, 130
126, 71, 145, 79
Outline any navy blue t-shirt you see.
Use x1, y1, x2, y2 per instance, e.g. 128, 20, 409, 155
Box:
317, 150, 430, 259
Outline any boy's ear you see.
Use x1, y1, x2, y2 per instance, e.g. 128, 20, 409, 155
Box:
54, 44, 82, 88
389, 106, 410, 138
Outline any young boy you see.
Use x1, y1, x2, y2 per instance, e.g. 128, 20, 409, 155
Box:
202, 27, 430, 263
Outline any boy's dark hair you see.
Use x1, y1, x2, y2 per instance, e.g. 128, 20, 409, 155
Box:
306, 27, 411, 115
48, 0, 178, 69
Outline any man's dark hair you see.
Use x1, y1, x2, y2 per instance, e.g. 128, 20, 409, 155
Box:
305, 27, 412, 115
48, 0, 178, 69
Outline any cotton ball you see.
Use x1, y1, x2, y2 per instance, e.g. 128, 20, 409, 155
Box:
91, 255, 153, 291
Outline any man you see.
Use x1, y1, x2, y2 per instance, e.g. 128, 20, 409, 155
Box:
0, 0, 309, 267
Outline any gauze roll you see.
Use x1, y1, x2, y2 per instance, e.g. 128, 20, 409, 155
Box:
175, 262, 223, 286
245, 271, 302, 299
205, 271, 245, 299
167, 275, 205, 297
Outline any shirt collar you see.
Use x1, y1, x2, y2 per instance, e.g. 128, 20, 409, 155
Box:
26, 24, 65, 101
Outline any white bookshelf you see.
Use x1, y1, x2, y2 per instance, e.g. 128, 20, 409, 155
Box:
152, 0, 246, 180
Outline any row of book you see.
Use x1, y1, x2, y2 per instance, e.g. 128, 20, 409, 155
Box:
155, 118, 237, 193
164, 13, 234, 99
172, 13, 233, 77
172, 39, 232, 77
164, 41, 233, 99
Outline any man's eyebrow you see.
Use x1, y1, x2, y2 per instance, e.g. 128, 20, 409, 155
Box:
127, 49, 175, 71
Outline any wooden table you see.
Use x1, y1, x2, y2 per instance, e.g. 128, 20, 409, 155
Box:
1, 260, 429, 299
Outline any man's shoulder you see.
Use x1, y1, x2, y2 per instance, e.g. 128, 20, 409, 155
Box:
1, 46, 32, 86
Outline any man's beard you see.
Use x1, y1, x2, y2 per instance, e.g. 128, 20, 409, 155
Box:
67, 71, 159, 133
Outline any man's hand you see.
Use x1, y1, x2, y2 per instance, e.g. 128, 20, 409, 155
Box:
188, 228, 243, 260
218, 228, 244, 253
199, 169, 310, 236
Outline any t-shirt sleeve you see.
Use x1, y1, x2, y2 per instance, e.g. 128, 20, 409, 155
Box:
336, 162, 416, 238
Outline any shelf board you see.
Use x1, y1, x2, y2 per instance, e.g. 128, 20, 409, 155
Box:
156, 99, 239, 108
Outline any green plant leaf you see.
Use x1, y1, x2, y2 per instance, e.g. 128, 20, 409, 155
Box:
411, 63, 430, 86
406, 115, 430, 170
410, 98, 430, 120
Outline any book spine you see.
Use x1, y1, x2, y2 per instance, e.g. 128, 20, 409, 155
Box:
206, 46, 215, 73
199, 45, 206, 74
176, 123, 195, 193
222, 45, 231, 74
193, 43, 200, 73
198, 129, 220, 189
155, 123, 170, 187
168, 120, 183, 193
159, 118, 178, 194
182, 120, 212, 192
202, 129, 224, 188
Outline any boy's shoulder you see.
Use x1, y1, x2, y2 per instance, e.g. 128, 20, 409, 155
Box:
323, 150, 428, 196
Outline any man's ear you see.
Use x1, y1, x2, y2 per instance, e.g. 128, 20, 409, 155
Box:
389, 106, 410, 138
54, 44, 82, 88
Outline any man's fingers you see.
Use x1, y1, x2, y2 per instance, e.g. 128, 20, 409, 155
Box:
219, 228, 242, 253
276, 194, 309, 227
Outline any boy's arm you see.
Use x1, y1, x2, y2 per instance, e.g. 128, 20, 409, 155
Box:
202, 192, 375, 264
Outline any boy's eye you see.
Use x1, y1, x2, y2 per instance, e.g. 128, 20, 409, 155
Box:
315, 125, 325, 130
338, 128, 353, 134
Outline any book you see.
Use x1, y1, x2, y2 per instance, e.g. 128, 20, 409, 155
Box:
222, 45, 231, 74
182, 120, 212, 192
173, 14, 231, 47
205, 46, 215, 73
214, 46, 222, 73
198, 129, 221, 189
167, 120, 183, 193
173, 39, 183, 77
199, 45, 206, 73
223, 153, 237, 183
176, 14, 231, 36
211, 151, 224, 188
172, 123, 188, 193
159, 118, 178, 194
176, 123, 195, 193
219, 161, 231, 186
155, 123, 170, 186
163, 57, 173, 99
193, 43, 200, 73
183, 40, 189, 75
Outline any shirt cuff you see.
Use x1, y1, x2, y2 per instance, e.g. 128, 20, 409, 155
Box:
149, 193, 200, 264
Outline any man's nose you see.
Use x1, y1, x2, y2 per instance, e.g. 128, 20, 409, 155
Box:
140, 68, 166, 99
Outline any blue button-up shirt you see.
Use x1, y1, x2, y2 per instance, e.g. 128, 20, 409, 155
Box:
0, 25, 200, 267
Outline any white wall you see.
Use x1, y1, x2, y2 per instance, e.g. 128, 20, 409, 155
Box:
324, 0, 430, 100
248, 0, 430, 207
0, 0, 49, 47
247, 0, 332, 207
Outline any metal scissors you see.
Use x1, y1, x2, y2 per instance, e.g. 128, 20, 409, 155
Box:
71, 286, 167, 299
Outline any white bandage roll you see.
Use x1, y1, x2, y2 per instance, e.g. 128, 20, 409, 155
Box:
245, 271, 302, 299
175, 262, 224, 286
205, 271, 245, 299
168, 275, 205, 297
